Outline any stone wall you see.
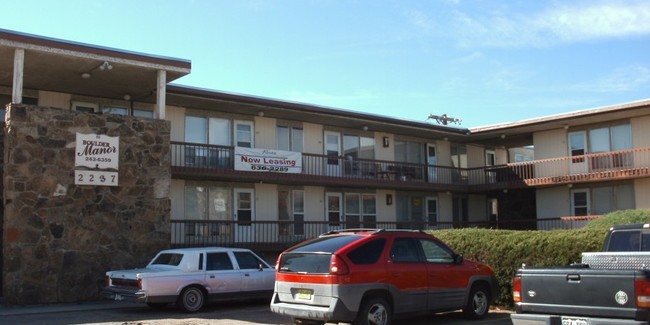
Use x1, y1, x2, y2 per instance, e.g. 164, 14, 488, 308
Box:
3, 104, 171, 304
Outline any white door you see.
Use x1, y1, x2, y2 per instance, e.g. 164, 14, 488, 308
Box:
568, 131, 588, 174
325, 131, 342, 176
571, 189, 590, 216
326, 192, 343, 231
234, 188, 254, 242
427, 143, 438, 183
485, 150, 496, 183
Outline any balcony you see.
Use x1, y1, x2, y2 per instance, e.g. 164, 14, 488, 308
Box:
171, 142, 650, 192
170, 217, 600, 252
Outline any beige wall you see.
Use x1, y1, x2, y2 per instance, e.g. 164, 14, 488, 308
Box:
632, 115, 650, 147
375, 133, 394, 161
376, 189, 396, 222
635, 178, 650, 209
303, 122, 323, 155
167, 105, 186, 142
436, 140, 451, 167
255, 183, 277, 221
38, 90, 70, 109
304, 186, 325, 221
170, 179, 185, 220
254, 116, 275, 149
467, 144, 484, 168
533, 128, 567, 159
536, 187, 570, 218
437, 193, 453, 224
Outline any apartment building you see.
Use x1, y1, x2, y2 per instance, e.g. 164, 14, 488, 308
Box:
1, 28, 649, 303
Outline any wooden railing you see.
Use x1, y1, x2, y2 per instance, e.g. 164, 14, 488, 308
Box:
170, 142, 650, 190
169, 217, 600, 251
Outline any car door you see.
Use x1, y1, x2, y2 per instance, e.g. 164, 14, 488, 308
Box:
205, 251, 242, 298
232, 250, 275, 294
388, 237, 428, 314
418, 238, 469, 310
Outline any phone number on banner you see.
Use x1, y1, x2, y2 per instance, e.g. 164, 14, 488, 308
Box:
75, 170, 119, 186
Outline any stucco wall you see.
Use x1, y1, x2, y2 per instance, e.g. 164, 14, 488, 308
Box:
3, 104, 171, 304
536, 186, 570, 218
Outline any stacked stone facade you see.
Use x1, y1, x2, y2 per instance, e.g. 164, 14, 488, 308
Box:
2, 104, 171, 304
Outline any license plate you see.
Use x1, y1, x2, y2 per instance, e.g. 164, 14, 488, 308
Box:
561, 317, 589, 325
296, 289, 312, 300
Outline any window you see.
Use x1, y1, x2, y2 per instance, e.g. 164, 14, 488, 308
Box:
343, 193, 376, 228
277, 125, 303, 152
589, 124, 632, 169
396, 194, 424, 229
235, 120, 254, 147
72, 101, 98, 113
571, 189, 590, 216
390, 238, 420, 263
184, 185, 232, 236
206, 252, 234, 271
152, 253, 184, 266
234, 251, 270, 269
102, 106, 128, 116
395, 140, 423, 164
419, 239, 454, 263
185, 116, 232, 168
133, 109, 154, 118
426, 197, 438, 227
347, 239, 386, 264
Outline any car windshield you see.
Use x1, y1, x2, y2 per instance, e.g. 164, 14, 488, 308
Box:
151, 253, 184, 266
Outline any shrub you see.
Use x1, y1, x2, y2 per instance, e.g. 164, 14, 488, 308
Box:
430, 209, 650, 309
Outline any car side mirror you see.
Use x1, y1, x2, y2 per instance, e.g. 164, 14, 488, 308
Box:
454, 254, 464, 264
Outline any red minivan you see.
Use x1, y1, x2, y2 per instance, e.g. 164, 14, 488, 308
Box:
270, 229, 498, 325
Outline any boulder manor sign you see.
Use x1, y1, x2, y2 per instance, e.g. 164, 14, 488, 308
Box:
74, 132, 119, 186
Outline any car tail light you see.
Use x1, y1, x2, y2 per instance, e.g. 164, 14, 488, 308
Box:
138, 278, 143, 290
635, 278, 650, 308
329, 254, 349, 275
105, 275, 111, 287
512, 276, 522, 303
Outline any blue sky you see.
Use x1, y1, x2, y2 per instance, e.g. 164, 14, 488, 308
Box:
3, 0, 649, 127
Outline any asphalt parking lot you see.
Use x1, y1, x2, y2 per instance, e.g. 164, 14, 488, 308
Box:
0, 300, 513, 325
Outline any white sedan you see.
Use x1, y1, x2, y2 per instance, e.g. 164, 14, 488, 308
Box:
102, 247, 275, 312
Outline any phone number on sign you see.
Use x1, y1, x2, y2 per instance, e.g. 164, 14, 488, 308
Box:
250, 165, 289, 172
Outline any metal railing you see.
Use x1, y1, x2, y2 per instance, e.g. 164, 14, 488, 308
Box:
170, 216, 600, 250
170, 142, 650, 190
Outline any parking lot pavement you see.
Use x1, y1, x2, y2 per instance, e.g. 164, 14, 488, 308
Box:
0, 300, 513, 325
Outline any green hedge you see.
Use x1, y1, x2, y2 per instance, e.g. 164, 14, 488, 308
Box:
430, 209, 650, 309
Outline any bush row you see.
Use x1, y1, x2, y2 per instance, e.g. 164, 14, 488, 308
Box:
430, 209, 650, 309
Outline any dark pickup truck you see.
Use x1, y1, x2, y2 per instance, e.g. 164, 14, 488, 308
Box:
511, 224, 650, 325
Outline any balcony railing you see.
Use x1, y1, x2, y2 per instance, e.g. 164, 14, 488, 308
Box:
170, 142, 650, 190
170, 217, 600, 251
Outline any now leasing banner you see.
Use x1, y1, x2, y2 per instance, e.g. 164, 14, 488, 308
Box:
235, 147, 302, 173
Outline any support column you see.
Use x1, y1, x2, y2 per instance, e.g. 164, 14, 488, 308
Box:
154, 69, 166, 119
12, 48, 24, 104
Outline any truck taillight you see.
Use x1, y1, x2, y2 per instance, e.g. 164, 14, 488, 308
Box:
512, 276, 522, 303
635, 279, 650, 308
330, 255, 349, 275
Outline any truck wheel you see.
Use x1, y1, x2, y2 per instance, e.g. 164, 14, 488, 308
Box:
353, 297, 391, 325
177, 286, 205, 312
463, 284, 490, 319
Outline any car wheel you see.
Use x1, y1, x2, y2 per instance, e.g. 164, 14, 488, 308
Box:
177, 286, 205, 312
146, 302, 168, 309
463, 284, 490, 319
353, 297, 391, 325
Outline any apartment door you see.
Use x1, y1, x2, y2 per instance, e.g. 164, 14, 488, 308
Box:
326, 192, 343, 231
427, 144, 437, 183
325, 131, 342, 176
485, 150, 496, 183
571, 189, 590, 216
568, 131, 588, 174
426, 197, 438, 229
234, 188, 254, 242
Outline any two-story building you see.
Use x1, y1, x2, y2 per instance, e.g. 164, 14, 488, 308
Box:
1, 28, 649, 304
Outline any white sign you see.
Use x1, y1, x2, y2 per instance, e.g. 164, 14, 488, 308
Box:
75, 133, 119, 169
75, 170, 119, 186
234, 147, 302, 173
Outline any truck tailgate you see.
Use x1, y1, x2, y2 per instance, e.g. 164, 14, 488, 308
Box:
518, 268, 649, 319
